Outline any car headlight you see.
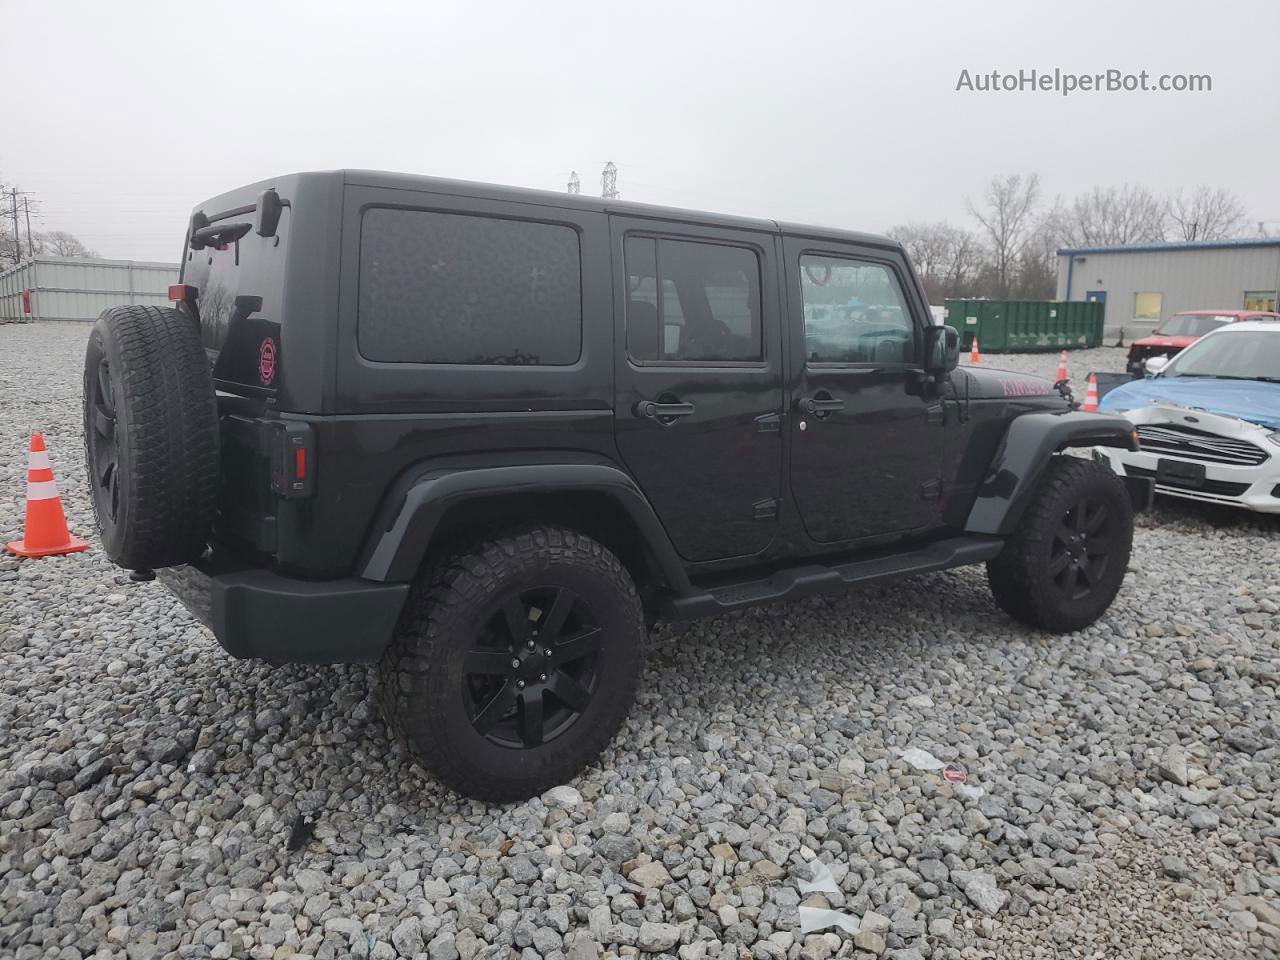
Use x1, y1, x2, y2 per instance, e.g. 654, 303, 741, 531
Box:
1268, 432, 1280, 448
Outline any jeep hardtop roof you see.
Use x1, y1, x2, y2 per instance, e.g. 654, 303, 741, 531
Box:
193, 169, 902, 253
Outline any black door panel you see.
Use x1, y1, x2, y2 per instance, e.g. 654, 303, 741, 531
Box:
784, 240, 944, 544
791, 370, 941, 541
612, 219, 783, 563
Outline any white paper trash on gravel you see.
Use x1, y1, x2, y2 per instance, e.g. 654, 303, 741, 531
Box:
797, 861, 862, 934
899, 747, 985, 799
897, 746, 946, 771
798, 905, 862, 935
797, 859, 840, 895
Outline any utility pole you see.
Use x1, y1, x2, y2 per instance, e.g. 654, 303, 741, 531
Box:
567, 170, 580, 195
10, 189, 19, 265
23, 196, 34, 258
601, 161, 618, 200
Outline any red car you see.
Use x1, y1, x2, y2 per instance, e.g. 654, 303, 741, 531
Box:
1126, 309, 1280, 376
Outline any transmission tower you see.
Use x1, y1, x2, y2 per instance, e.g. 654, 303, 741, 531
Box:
567, 171, 580, 195
601, 161, 618, 200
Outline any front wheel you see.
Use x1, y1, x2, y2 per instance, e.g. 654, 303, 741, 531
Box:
379, 527, 645, 802
987, 457, 1133, 633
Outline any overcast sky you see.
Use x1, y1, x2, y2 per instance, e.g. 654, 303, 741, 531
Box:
6, 0, 1278, 262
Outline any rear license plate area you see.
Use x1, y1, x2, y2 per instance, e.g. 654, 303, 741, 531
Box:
1156, 458, 1206, 489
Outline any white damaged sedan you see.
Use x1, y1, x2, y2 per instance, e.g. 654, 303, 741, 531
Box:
1098, 321, 1280, 513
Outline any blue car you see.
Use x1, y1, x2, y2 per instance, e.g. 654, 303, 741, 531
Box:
1099, 321, 1280, 513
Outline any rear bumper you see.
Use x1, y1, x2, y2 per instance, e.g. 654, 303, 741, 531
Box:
157, 554, 409, 663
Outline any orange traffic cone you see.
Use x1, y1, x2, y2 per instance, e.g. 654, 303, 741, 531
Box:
1055, 350, 1069, 382
6, 432, 87, 558
1081, 373, 1099, 412
969, 336, 981, 364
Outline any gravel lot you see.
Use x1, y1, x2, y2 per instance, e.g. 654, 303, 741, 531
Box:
2, 323, 1278, 960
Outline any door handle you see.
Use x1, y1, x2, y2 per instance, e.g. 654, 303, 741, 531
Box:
798, 395, 844, 414
634, 399, 696, 420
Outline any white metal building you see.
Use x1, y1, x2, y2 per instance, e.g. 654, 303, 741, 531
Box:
0, 256, 178, 323
1056, 238, 1280, 341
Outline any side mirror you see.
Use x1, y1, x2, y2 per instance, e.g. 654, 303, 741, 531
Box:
1144, 355, 1169, 376
926, 324, 961, 373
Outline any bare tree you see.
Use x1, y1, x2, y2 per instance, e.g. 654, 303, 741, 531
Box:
1166, 185, 1248, 241
1012, 207, 1067, 299
888, 222, 954, 280
946, 229, 986, 297
39, 230, 96, 258
888, 221, 986, 302
1061, 184, 1166, 246
967, 173, 1041, 297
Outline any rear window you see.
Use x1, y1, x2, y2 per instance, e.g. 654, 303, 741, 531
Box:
358, 208, 582, 365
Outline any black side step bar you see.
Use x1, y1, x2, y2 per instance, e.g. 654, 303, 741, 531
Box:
663, 534, 1004, 620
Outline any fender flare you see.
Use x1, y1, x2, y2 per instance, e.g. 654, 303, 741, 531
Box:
965, 411, 1138, 536
357, 460, 692, 590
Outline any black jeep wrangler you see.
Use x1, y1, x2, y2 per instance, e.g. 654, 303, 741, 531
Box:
82, 171, 1149, 801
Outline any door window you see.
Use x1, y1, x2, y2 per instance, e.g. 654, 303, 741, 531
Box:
625, 236, 762, 363
799, 255, 915, 364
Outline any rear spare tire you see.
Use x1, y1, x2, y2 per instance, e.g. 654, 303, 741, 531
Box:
83, 305, 219, 570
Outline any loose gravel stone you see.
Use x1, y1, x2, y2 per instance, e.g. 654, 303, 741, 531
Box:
2, 328, 1277, 960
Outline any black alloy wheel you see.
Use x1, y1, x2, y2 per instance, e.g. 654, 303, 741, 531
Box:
463, 586, 603, 749
380, 527, 646, 801
1047, 497, 1115, 601
87, 355, 121, 524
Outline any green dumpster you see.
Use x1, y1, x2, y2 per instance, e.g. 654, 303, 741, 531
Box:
943, 299, 1104, 353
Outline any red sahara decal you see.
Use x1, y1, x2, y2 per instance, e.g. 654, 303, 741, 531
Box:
259, 337, 277, 386
999, 377, 1051, 397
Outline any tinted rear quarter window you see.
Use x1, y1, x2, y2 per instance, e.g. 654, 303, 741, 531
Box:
358, 208, 582, 364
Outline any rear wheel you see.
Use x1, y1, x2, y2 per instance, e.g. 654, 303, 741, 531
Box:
987, 457, 1133, 633
379, 527, 645, 801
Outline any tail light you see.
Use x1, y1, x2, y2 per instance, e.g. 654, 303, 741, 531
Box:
269, 422, 315, 499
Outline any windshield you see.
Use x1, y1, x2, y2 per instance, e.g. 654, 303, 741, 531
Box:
1156, 314, 1233, 337
1164, 329, 1280, 380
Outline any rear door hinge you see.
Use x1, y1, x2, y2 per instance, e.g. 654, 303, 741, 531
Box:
919, 479, 943, 500
753, 497, 779, 520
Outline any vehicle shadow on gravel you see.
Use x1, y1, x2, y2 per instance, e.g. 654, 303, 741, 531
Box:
200, 564, 1019, 832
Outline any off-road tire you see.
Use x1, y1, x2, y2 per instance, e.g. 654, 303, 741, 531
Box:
82, 305, 219, 570
987, 456, 1133, 633
379, 527, 645, 802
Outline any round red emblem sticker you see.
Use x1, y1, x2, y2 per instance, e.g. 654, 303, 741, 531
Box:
942, 764, 966, 784
258, 337, 277, 385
